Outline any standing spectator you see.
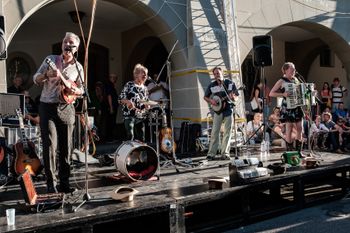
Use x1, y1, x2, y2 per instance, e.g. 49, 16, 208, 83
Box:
320, 82, 332, 113
105, 73, 119, 142
331, 77, 347, 112
7, 75, 24, 94
90, 81, 108, 142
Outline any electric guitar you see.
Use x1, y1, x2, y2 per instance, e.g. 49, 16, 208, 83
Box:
45, 58, 78, 104
14, 109, 42, 176
210, 86, 244, 114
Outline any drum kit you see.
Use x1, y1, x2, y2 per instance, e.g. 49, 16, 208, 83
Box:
113, 98, 176, 181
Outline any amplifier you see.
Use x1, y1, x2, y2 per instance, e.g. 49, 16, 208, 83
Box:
1, 117, 20, 127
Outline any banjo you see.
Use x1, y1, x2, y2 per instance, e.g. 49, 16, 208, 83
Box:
210, 85, 244, 114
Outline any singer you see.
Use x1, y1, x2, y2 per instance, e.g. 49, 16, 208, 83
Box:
119, 63, 150, 142
269, 62, 304, 152
33, 32, 84, 194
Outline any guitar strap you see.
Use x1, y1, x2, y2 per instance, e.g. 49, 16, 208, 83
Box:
220, 79, 233, 105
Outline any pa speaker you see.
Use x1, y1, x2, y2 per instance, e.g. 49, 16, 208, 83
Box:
0, 16, 6, 60
253, 35, 272, 67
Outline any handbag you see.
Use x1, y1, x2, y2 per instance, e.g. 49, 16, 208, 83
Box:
250, 98, 260, 110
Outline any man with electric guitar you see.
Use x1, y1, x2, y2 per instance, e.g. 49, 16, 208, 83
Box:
33, 32, 84, 194
119, 64, 151, 142
204, 66, 239, 160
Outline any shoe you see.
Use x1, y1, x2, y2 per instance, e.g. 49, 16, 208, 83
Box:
221, 155, 231, 160
335, 149, 344, 154
57, 185, 78, 194
206, 155, 214, 161
342, 148, 350, 153
47, 184, 58, 193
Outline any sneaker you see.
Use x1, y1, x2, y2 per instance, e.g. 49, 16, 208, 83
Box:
221, 155, 231, 160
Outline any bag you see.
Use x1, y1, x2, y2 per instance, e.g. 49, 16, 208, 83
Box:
250, 98, 261, 111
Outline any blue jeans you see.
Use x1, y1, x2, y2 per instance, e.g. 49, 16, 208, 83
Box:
124, 117, 145, 142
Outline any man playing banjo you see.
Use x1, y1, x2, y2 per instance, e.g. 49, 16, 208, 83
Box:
204, 66, 239, 160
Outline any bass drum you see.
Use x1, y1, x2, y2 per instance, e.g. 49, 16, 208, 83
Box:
114, 141, 158, 181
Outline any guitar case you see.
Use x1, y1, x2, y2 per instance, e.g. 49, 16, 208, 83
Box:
176, 122, 202, 155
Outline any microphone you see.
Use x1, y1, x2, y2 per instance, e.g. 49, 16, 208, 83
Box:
64, 45, 76, 52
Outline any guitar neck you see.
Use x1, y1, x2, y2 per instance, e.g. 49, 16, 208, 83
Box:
16, 109, 28, 148
45, 58, 72, 88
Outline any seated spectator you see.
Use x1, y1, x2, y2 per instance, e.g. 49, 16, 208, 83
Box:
333, 103, 349, 123
336, 118, 350, 152
22, 90, 40, 125
310, 115, 329, 150
246, 112, 263, 145
322, 112, 344, 153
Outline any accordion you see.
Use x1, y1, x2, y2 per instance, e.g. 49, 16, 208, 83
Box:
284, 82, 315, 109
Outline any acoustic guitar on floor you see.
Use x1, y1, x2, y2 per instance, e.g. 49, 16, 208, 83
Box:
14, 109, 42, 176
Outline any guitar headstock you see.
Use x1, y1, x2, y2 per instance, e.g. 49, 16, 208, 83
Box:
15, 108, 25, 129
45, 58, 56, 70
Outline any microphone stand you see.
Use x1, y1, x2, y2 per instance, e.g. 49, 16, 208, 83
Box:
294, 72, 320, 151
70, 54, 92, 212
157, 40, 192, 172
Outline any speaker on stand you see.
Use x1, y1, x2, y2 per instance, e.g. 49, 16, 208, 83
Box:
251, 35, 273, 157
253, 35, 273, 67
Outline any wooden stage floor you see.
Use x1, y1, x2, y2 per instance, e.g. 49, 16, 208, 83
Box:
0, 145, 350, 233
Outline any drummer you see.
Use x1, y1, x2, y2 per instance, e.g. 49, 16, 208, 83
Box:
119, 64, 151, 142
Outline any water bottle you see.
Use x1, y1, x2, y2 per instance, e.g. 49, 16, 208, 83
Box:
260, 140, 266, 162
265, 133, 270, 160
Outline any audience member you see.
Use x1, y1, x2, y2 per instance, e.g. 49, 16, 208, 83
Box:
331, 77, 347, 112
105, 73, 119, 142
320, 82, 332, 113
8, 75, 24, 94
246, 112, 264, 145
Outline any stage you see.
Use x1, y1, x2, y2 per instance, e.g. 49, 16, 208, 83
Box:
0, 144, 350, 233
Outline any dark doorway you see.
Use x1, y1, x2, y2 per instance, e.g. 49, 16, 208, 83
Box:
52, 42, 109, 92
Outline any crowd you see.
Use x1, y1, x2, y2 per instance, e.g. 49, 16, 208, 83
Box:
245, 73, 350, 153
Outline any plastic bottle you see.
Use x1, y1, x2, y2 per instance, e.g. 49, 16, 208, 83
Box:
260, 140, 266, 162
265, 133, 270, 160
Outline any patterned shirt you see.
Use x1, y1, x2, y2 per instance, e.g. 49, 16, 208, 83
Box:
119, 81, 149, 119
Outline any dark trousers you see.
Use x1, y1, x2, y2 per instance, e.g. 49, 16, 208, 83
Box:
39, 102, 75, 187
124, 117, 145, 142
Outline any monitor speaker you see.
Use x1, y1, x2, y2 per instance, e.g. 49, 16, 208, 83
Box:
253, 35, 273, 67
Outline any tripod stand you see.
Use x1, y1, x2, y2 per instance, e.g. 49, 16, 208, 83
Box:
156, 41, 192, 172
244, 66, 287, 151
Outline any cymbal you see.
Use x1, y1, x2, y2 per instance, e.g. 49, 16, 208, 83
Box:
140, 100, 159, 106
158, 98, 170, 102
